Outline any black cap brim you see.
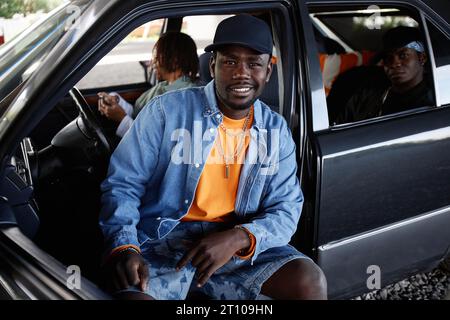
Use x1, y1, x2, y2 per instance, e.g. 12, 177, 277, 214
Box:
204, 41, 271, 55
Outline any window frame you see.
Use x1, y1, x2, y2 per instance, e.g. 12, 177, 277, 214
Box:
424, 17, 450, 107
308, 2, 444, 131
0, 0, 304, 300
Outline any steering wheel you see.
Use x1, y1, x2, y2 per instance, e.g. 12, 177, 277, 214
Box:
69, 87, 111, 155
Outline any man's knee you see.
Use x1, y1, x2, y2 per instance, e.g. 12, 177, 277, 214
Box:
289, 259, 328, 300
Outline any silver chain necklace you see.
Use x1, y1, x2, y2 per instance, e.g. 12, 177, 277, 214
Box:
215, 107, 253, 179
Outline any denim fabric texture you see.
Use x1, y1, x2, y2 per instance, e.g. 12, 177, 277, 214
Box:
117, 221, 310, 300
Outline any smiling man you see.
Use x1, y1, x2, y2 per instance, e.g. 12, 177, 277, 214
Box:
335, 26, 434, 123
99, 14, 327, 300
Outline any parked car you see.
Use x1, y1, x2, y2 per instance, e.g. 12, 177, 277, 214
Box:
0, 0, 449, 300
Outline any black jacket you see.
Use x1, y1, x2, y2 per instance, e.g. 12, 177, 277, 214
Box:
334, 78, 433, 124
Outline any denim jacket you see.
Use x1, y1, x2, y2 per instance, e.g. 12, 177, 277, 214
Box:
99, 80, 303, 264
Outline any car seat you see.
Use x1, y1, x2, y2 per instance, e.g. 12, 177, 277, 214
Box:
326, 65, 389, 125
198, 52, 213, 86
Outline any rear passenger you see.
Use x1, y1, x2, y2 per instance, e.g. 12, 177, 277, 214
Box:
333, 26, 433, 124
97, 32, 199, 137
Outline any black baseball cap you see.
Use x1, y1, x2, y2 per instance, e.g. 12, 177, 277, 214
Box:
381, 26, 424, 56
204, 14, 273, 55
370, 26, 425, 64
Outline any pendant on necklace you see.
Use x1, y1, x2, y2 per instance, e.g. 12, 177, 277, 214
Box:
225, 164, 229, 179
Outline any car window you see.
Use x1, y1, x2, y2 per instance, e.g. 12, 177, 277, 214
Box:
0, 2, 90, 102
76, 19, 165, 90
76, 16, 231, 90
311, 8, 418, 52
77, 14, 281, 101
427, 21, 450, 106
180, 15, 232, 54
310, 5, 436, 126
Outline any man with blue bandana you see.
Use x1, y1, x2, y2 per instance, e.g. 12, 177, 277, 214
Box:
335, 26, 434, 123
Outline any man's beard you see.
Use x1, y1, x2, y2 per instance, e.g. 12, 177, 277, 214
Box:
225, 98, 256, 110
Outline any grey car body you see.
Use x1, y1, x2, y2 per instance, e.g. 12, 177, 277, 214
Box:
0, 0, 449, 299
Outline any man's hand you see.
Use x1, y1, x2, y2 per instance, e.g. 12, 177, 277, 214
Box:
97, 92, 126, 122
176, 228, 251, 287
107, 249, 149, 292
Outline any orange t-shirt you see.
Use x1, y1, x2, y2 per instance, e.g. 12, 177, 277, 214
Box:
183, 109, 254, 222
182, 108, 256, 259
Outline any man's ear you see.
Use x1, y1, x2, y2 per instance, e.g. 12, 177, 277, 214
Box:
209, 54, 216, 79
265, 59, 273, 83
419, 52, 428, 66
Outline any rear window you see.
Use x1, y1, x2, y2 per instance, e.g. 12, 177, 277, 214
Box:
311, 7, 419, 52
310, 4, 436, 126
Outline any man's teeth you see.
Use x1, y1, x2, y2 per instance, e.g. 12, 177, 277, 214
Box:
232, 87, 251, 93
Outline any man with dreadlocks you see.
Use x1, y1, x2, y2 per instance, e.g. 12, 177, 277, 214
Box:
97, 32, 199, 137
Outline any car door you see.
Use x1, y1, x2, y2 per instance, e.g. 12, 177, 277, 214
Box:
0, 222, 111, 300
0, 0, 113, 300
303, 0, 450, 299
0, 0, 306, 300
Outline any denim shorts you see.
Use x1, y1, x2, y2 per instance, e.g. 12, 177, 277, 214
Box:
119, 221, 311, 300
